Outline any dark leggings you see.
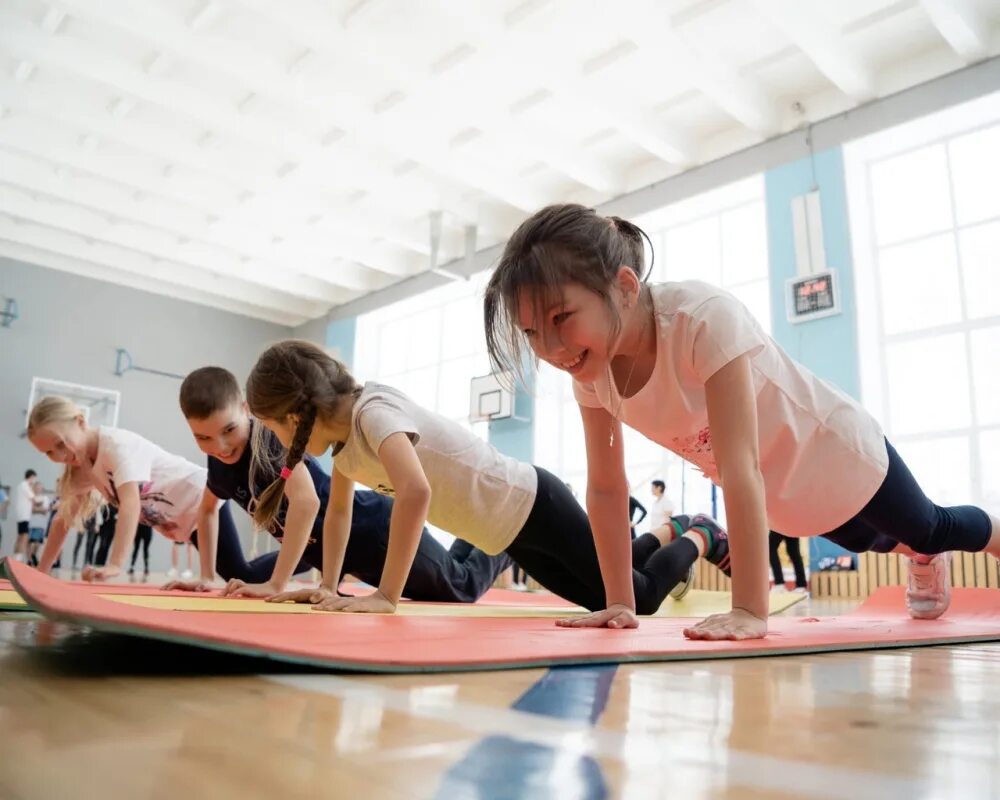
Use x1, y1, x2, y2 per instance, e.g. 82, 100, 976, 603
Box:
813, 439, 992, 556
769, 532, 807, 588
505, 467, 698, 615
189, 503, 284, 583
298, 515, 512, 604
130, 525, 152, 570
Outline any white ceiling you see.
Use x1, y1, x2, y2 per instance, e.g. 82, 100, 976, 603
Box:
1, 0, 998, 326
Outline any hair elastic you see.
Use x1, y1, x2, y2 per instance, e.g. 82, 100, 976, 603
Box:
279, 466, 292, 480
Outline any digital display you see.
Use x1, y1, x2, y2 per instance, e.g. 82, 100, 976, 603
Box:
786, 270, 840, 323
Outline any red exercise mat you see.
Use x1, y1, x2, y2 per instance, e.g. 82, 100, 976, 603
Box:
8, 559, 1000, 673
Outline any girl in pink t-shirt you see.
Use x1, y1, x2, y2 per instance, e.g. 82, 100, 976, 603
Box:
485, 203, 1000, 640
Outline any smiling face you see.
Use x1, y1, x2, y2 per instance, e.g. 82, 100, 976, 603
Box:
515, 283, 617, 383
28, 416, 90, 467
516, 267, 643, 383
186, 401, 251, 464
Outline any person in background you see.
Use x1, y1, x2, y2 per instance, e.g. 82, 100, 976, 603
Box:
129, 524, 154, 578
648, 480, 674, 531
628, 494, 647, 540
769, 531, 808, 594
0, 481, 9, 553
14, 469, 41, 563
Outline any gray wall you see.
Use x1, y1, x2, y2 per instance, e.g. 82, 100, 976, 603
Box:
0, 258, 305, 569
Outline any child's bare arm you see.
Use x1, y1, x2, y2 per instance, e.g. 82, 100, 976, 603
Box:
685, 353, 769, 641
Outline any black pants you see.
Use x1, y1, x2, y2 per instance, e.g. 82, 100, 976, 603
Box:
769, 532, 807, 588
813, 439, 992, 556
340, 525, 511, 603
505, 467, 698, 615
271, 496, 512, 603
73, 530, 96, 568
189, 503, 283, 583
130, 525, 153, 571
95, 529, 113, 566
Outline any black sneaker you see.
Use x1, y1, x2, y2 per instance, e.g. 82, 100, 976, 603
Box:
690, 514, 731, 577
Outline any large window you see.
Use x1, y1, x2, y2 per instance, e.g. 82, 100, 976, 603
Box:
354, 274, 493, 545
354, 273, 491, 440
846, 91, 1000, 516
534, 177, 770, 526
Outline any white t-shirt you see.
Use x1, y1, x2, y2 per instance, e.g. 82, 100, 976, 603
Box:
574, 282, 889, 537
331, 382, 538, 555
15, 479, 35, 523
88, 427, 206, 541
648, 495, 674, 530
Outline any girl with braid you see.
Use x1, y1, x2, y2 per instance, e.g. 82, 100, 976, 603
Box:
26, 396, 280, 586
178, 366, 512, 603
247, 340, 729, 619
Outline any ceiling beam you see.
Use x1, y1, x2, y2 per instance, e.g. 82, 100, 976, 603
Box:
919, 0, 992, 63
0, 12, 434, 262
0, 212, 325, 320
39, 0, 550, 213
618, 0, 782, 134
0, 150, 381, 299
0, 80, 422, 279
0, 240, 303, 326
329, 55, 1000, 319
420, 0, 695, 165
750, 0, 876, 103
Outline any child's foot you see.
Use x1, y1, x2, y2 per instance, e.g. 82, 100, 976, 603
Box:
690, 514, 731, 577
181, 569, 193, 580
906, 552, 952, 619
669, 563, 695, 601
166, 567, 178, 579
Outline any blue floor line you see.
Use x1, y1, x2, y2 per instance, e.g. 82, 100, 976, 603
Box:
435, 664, 618, 799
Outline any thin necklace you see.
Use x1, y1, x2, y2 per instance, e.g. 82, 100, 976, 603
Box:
608, 293, 649, 448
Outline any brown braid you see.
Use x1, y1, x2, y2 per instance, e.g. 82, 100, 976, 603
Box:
252, 397, 317, 530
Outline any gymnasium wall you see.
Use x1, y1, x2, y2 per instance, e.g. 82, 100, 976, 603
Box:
0, 258, 294, 566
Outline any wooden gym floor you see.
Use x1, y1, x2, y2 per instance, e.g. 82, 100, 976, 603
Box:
0, 589, 998, 800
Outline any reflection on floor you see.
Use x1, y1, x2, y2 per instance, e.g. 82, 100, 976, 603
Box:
1, 594, 998, 799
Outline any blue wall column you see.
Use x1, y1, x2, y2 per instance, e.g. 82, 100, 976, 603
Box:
314, 316, 358, 473
764, 146, 861, 570
488, 371, 534, 463
325, 317, 357, 370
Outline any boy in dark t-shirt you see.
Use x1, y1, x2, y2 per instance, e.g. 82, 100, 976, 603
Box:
177, 366, 510, 602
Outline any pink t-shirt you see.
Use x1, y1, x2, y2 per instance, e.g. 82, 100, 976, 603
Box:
573, 281, 889, 537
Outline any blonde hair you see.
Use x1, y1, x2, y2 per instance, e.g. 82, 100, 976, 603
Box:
27, 396, 104, 526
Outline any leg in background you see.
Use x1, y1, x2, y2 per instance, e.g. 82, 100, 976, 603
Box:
504, 468, 700, 614
768, 531, 785, 588
786, 536, 808, 589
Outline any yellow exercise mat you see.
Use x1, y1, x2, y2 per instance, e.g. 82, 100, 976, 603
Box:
0, 589, 28, 610
100, 589, 805, 617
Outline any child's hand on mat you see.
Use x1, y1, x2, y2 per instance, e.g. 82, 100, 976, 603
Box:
222, 579, 282, 599
82, 564, 121, 582
683, 608, 766, 640
267, 587, 336, 605
555, 603, 639, 629
312, 590, 397, 614
162, 579, 214, 593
